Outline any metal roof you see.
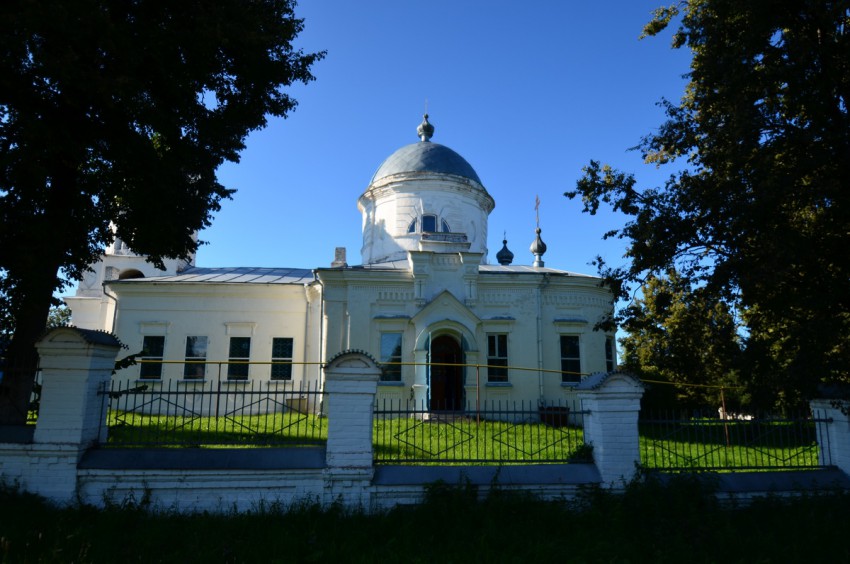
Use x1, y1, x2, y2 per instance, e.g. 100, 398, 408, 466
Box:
107, 264, 598, 286
335, 260, 409, 272
327, 261, 598, 278
108, 267, 314, 285
478, 265, 597, 278
370, 141, 482, 185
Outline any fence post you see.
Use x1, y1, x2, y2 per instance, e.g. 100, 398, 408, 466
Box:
28, 327, 121, 503
322, 350, 381, 506
577, 371, 645, 486
810, 399, 850, 475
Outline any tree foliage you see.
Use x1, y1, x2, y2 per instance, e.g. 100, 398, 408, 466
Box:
619, 270, 743, 410
45, 305, 71, 329
567, 1, 850, 407
0, 0, 323, 422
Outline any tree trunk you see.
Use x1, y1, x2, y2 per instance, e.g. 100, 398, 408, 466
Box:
0, 344, 40, 426
0, 159, 78, 425
0, 296, 54, 424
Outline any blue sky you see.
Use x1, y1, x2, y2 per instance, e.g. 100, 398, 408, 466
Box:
196, 1, 692, 278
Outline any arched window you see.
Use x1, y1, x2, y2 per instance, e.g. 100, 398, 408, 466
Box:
118, 269, 145, 280
409, 215, 451, 234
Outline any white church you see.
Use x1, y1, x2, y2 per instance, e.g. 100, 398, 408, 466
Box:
65, 116, 616, 410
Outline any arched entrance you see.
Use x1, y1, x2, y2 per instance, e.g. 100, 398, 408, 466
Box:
430, 334, 464, 411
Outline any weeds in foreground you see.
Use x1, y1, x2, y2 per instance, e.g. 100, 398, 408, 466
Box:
2, 477, 850, 563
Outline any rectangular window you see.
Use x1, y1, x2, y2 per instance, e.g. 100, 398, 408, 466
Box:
380, 332, 403, 382
487, 334, 508, 382
139, 336, 165, 380
605, 336, 615, 372
560, 335, 581, 383
422, 214, 437, 233
271, 337, 294, 381
183, 336, 208, 379
228, 337, 251, 380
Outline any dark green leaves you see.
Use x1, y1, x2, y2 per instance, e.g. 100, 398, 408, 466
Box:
568, 0, 850, 407
0, 0, 323, 422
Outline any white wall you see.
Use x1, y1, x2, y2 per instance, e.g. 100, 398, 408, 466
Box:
109, 282, 322, 385
358, 174, 494, 264
318, 251, 615, 408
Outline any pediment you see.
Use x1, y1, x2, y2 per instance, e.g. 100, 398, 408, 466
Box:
411, 290, 481, 329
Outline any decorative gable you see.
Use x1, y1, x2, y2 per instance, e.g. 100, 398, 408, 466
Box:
411, 290, 481, 336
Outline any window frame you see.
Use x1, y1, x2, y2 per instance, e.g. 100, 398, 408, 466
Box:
379, 332, 403, 382
139, 336, 165, 380
408, 215, 451, 234
421, 214, 437, 233
227, 336, 251, 380
560, 335, 582, 384
271, 337, 294, 381
183, 336, 208, 380
486, 333, 509, 383
605, 336, 615, 372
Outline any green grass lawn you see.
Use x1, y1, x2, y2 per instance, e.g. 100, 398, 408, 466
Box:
106, 410, 589, 462
640, 419, 821, 470
106, 409, 327, 447
373, 415, 588, 463
104, 410, 822, 470
2, 476, 849, 563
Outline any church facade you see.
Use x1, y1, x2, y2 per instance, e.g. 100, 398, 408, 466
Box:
65, 116, 616, 409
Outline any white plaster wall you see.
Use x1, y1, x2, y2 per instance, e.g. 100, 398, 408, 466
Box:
78, 469, 328, 512
68, 252, 190, 332
319, 255, 614, 409
76, 469, 592, 512
811, 400, 850, 474
0, 444, 82, 501
109, 283, 320, 385
359, 175, 493, 264
63, 295, 115, 332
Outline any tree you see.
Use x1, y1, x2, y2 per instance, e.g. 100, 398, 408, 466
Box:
566, 1, 850, 408
0, 0, 323, 423
45, 305, 71, 329
619, 270, 743, 411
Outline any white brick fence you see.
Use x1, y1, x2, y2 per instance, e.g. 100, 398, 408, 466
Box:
1, 327, 849, 512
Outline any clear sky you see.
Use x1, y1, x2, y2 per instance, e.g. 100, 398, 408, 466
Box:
195, 1, 693, 278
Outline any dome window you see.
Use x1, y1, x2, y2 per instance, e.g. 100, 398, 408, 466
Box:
408, 215, 452, 234
422, 214, 437, 233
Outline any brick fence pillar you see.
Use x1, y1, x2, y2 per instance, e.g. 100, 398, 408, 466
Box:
810, 399, 850, 475
322, 350, 380, 506
577, 371, 645, 486
25, 327, 122, 503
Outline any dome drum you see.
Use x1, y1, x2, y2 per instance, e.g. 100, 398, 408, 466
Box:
359, 116, 494, 266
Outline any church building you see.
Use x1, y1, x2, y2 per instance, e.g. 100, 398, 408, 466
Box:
65, 116, 616, 409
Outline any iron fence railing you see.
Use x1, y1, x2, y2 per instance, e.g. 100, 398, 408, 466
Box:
373, 399, 589, 464
639, 408, 832, 471
98, 378, 325, 447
